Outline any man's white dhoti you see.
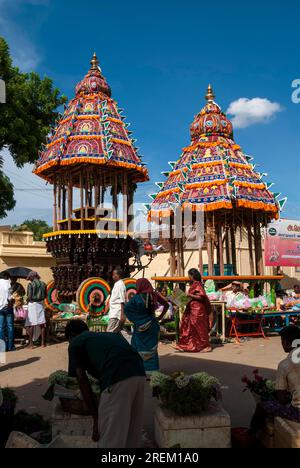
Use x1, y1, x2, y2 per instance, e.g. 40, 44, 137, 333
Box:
25, 302, 46, 327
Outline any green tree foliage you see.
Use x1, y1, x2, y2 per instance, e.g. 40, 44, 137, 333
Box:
0, 154, 15, 218
0, 37, 67, 218
13, 219, 51, 241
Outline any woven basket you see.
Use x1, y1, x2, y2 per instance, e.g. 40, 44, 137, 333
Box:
59, 398, 92, 416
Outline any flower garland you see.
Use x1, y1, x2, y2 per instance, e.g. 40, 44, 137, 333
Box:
236, 199, 279, 214
229, 162, 253, 170
111, 138, 132, 147
147, 200, 233, 221
233, 181, 266, 190
34, 158, 148, 182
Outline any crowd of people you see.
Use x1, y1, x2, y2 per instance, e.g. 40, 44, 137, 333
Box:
66, 283, 300, 448
5, 265, 298, 359
105, 268, 214, 367
45, 269, 300, 449
0, 271, 47, 351
1, 267, 300, 448
0, 265, 214, 360
63, 267, 213, 447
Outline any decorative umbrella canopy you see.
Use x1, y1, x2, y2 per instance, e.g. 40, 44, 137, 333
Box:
148, 85, 281, 220
34, 53, 148, 184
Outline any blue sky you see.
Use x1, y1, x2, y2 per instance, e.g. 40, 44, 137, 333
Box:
1, 0, 300, 224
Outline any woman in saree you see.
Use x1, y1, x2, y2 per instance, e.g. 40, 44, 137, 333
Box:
176, 269, 212, 353
124, 279, 169, 372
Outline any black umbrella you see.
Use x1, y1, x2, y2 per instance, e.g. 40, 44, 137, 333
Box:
0, 267, 33, 279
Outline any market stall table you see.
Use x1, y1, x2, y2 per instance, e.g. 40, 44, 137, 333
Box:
263, 311, 300, 334
152, 276, 283, 306
227, 309, 268, 343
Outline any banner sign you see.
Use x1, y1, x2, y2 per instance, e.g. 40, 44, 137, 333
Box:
265, 219, 300, 267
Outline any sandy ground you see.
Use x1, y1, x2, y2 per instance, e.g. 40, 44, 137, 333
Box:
0, 336, 285, 435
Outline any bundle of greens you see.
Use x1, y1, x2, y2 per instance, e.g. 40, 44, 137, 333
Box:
48, 370, 78, 389
43, 370, 101, 401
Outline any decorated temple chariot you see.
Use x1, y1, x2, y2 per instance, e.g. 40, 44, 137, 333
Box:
148, 85, 285, 279
34, 54, 149, 312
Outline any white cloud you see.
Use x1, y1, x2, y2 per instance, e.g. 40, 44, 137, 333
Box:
227, 97, 282, 129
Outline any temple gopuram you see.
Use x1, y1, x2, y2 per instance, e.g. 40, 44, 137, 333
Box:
148, 86, 284, 278
34, 54, 148, 302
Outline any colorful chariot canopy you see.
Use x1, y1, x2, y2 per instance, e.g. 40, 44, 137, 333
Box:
149, 85, 280, 220
34, 53, 149, 184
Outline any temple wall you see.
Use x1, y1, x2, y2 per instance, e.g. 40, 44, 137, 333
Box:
0, 228, 55, 284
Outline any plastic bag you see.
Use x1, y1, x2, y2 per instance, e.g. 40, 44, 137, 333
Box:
204, 280, 216, 294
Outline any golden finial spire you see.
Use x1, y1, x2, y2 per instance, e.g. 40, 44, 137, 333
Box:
90, 52, 101, 72
205, 84, 215, 102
